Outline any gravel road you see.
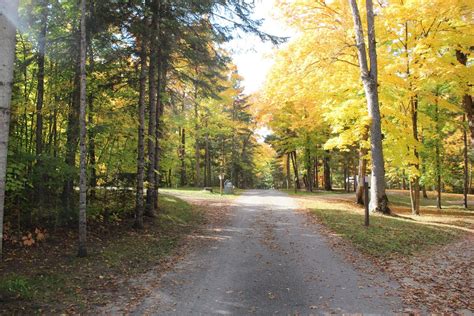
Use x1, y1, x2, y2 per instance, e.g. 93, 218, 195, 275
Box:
130, 190, 402, 315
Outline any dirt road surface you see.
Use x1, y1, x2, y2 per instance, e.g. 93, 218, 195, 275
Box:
117, 190, 402, 314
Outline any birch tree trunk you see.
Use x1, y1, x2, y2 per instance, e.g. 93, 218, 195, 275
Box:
348, 0, 389, 214
77, 0, 88, 257
0, 0, 19, 260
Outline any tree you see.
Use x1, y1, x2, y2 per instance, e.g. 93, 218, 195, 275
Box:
348, 0, 389, 214
0, 0, 19, 260
135, 27, 148, 229
34, 0, 48, 206
77, 0, 87, 257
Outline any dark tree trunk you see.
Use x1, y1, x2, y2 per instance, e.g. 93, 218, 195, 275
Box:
304, 142, 313, 192
422, 186, 428, 199
34, 0, 48, 206
314, 156, 319, 190
77, 0, 88, 257
204, 129, 211, 187
286, 153, 291, 189
456, 50, 474, 149
434, 101, 442, 209
193, 83, 200, 187
145, 4, 158, 217
290, 151, 300, 190
356, 133, 368, 204
135, 34, 147, 229
62, 44, 81, 220
464, 114, 469, 209
87, 43, 97, 200
179, 126, 186, 186
410, 95, 420, 215
323, 151, 332, 191
343, 155, 348, 192
153, 43, 166, 212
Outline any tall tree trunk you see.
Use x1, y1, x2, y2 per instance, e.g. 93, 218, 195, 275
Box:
179, 126, 186, 186
135, 34, 147, 229
145, 7, 158, 217
286, 153, 291, 189
464, 114, 469, 209
434, 101, 442, 209
422, 185, 428, 199
204, 128, 211, 187
402, 171, 407, 190
193, 85, 200, 187
410, 96, 420, 215
87, 42, 96, 200
0, 0, 19, 260
304, 140, 312, 192
290, 151, 300, 189
323, 151, 332, 191
77, 0, 88, 257
353, 157, 357, 192
343, 155, 348, 192
153, 43, 164, 212
456, 50, 474, 148
314, 156, 319, 190
35, 0, 48, 205
349, 0, 389, 214
62, 40, 81, 219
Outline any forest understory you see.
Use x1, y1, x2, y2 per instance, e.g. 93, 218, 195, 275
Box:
0, 191, 235, 314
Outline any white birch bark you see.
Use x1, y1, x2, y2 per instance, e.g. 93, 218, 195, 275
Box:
0, 0, 19, 259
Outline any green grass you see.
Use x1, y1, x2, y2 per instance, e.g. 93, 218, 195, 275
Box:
310, 207, 460, 257
0, 194, 202, 311
161, 186, 243, 199
101, 194, 199, 271
0, 275, 35, 300
280, 188, 348, 196
386, 191, 473, 211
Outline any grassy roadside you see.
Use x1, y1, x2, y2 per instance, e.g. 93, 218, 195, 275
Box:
280, 188, 347, 196
310, 208, 460, 257
161, 186, 243, 198
297, 197, 463, 258
0, 194, 202, 313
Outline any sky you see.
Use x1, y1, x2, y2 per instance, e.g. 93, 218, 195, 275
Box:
222, 1, 297, 141
224, 0, 295, 95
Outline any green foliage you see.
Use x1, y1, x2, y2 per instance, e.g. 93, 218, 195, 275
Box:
0, 275, 35, 300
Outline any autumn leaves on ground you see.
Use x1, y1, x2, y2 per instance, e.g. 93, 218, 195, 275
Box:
0, 0, 473, 314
